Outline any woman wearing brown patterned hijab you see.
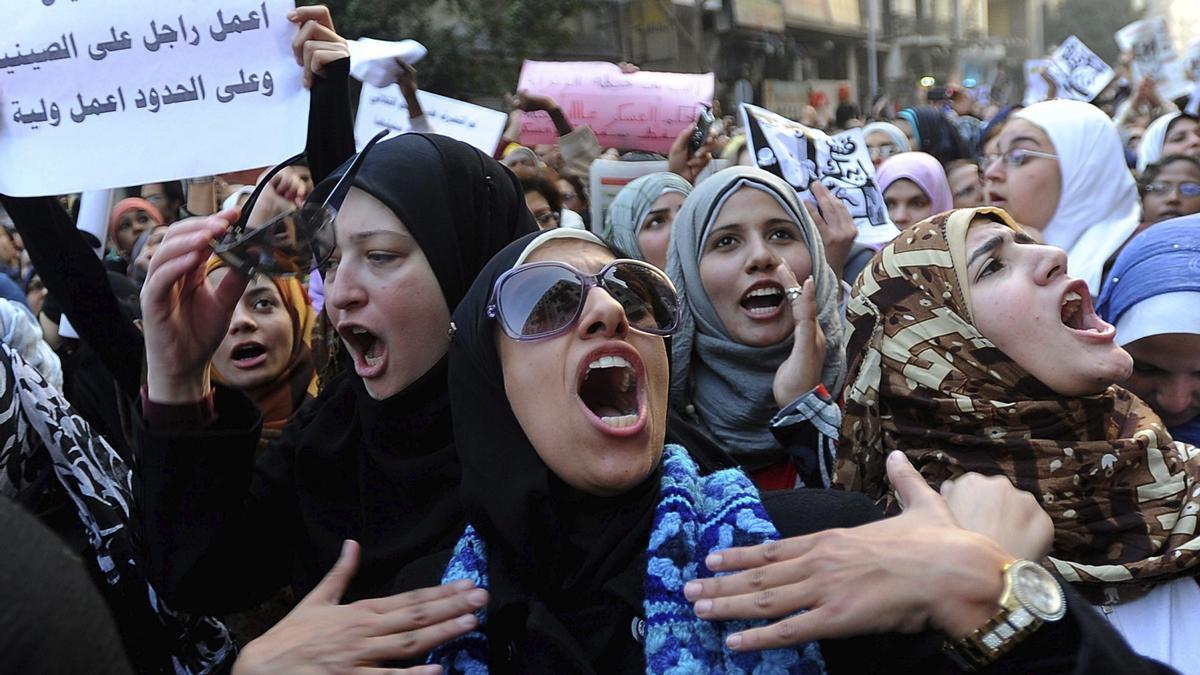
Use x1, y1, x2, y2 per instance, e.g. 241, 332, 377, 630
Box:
836, 206, 1200, 669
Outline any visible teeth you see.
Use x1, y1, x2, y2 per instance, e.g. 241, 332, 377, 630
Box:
1062, 291, 1082, 306
351, 328, 368, 335
747, 287, 782, 298
620, 369, 635, 393
600, 413, 638, 428
588, 355, 632, 371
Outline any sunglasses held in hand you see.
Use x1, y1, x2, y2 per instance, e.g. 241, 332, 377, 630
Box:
487, 259, 682, 340
210, 130, 389, 277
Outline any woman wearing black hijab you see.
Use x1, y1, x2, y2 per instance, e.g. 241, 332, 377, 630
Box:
413, 227, 1175, 673
135, 133, 534, 668
897, 106, 972, 164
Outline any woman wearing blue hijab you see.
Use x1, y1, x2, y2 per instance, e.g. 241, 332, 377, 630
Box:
1097, 215, 1200, 444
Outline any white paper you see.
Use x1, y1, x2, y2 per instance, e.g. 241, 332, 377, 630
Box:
586, 158, 729, 233
740, 103, 898, 246
1116, 17, 1192, 101
1, 0, 308, 197
346, 38, 426, 89
354, 83, 508, 154
1024, 59, 1051, 106
1046, 36, 1114, 102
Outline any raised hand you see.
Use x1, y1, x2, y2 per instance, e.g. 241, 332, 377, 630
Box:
288, 5, 349, 89
233, 540, 488, 675
141, 210, 247, 403
802, 182, 857, 284
684, 451, 1013, 650
771, 264, 826, 408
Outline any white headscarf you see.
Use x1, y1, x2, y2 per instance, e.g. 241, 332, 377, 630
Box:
862, 122, 912, 154
1136, 112, 1182, 174
1014, 100, 1141, 295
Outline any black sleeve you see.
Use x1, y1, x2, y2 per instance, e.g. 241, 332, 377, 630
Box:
134, 385, 300, 614
305, 57, 356, 185
0, 194, 143, 400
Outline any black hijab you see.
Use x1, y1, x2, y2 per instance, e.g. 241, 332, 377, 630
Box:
448, 231, 662, 670
288, 134, 535, 599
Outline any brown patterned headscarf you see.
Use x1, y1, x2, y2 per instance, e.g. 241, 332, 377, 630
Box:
836, 207, 1200, 601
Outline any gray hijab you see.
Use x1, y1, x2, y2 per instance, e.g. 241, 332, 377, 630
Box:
667, 166, 846, 460
600, 172, 692, 260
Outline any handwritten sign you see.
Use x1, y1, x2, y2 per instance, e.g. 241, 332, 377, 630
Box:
516, 60, 714, 154
1023, 59, 1050, 105
1116, 17, 1192, 101
1, 0, 307, 197
353, 83, 508, 154
1045, 36, 1114, 102
741, 103, 898, 246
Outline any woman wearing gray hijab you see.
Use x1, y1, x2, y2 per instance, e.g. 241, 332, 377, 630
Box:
599, 172, 692, 269
666, 166, 846, 489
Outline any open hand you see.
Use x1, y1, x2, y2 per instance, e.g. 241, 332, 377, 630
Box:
684, 451, 1012, 650
802, 182, 856, 283
233, 540, 487, 675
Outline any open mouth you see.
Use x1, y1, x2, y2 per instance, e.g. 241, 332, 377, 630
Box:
577, 352, 644, 433
1059, 284, 1114, 339
230, 342, 268, 368
740, 284, 785, 317
339, 325, 386, 376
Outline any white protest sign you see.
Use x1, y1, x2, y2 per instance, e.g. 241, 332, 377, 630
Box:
587, 158, 729, 233
516, 60, 714, 154
1116, 17, 1192, 101
1046, 36, 1114, 102
1023, 59, 1050, 106
1186, 39, 1200, 81
1, 0, 307, 197
741, 103, 898, 246
354, 83, 508, 154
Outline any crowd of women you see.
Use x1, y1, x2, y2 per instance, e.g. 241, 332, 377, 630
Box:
1, 6, 1198, 674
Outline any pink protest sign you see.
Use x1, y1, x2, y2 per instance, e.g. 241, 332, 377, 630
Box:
516, 60, 714, 153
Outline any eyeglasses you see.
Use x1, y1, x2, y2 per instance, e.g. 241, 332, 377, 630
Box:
534, 211, 560, 227
980, 147, 1058, 170
210, 129, 388, 277
487, 259, 682, 341
868, 144, 898, 161
1141, 181, 1200, 198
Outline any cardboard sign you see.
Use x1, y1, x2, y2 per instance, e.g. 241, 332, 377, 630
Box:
587, 158, 729, 233
1, 0, 308, 197
741, 103, 898, 246
1046, 36, 1114, 102
1116, 17, 1192, 101
354, 83, 507, 154
516, 60, 714, 154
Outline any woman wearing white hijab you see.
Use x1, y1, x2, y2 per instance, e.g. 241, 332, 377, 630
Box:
1136, 112, 1200, 174
984, 99, 1140, 295
862, 121, 911, 168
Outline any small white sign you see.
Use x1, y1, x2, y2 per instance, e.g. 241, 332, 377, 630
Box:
1047, 36, 1114, 102
1116, 17, 1192, 101
353, 83, 508, 155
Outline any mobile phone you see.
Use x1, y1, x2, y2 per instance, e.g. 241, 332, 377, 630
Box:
926, 86, 950, 102
689, 105, 715, 153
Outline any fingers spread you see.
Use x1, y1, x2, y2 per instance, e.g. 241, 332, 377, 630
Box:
693, 575, 818, 621
885, 451, 941, 513
304, 540, 360, 606
703, 535, 821, 574
726, 611, 826, 651
369, 588, 488, 636
357, 579, 476, 615
359, 613, 482, 662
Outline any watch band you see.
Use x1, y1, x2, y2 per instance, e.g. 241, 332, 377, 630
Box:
942, 559, 1060, 671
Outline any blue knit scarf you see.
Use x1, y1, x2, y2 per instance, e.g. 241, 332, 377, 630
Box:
429, 445, 826, 674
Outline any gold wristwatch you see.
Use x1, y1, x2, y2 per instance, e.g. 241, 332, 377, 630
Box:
944, 559, 1067, 670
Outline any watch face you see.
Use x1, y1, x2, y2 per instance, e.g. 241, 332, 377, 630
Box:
1012, 562, 1066, 621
